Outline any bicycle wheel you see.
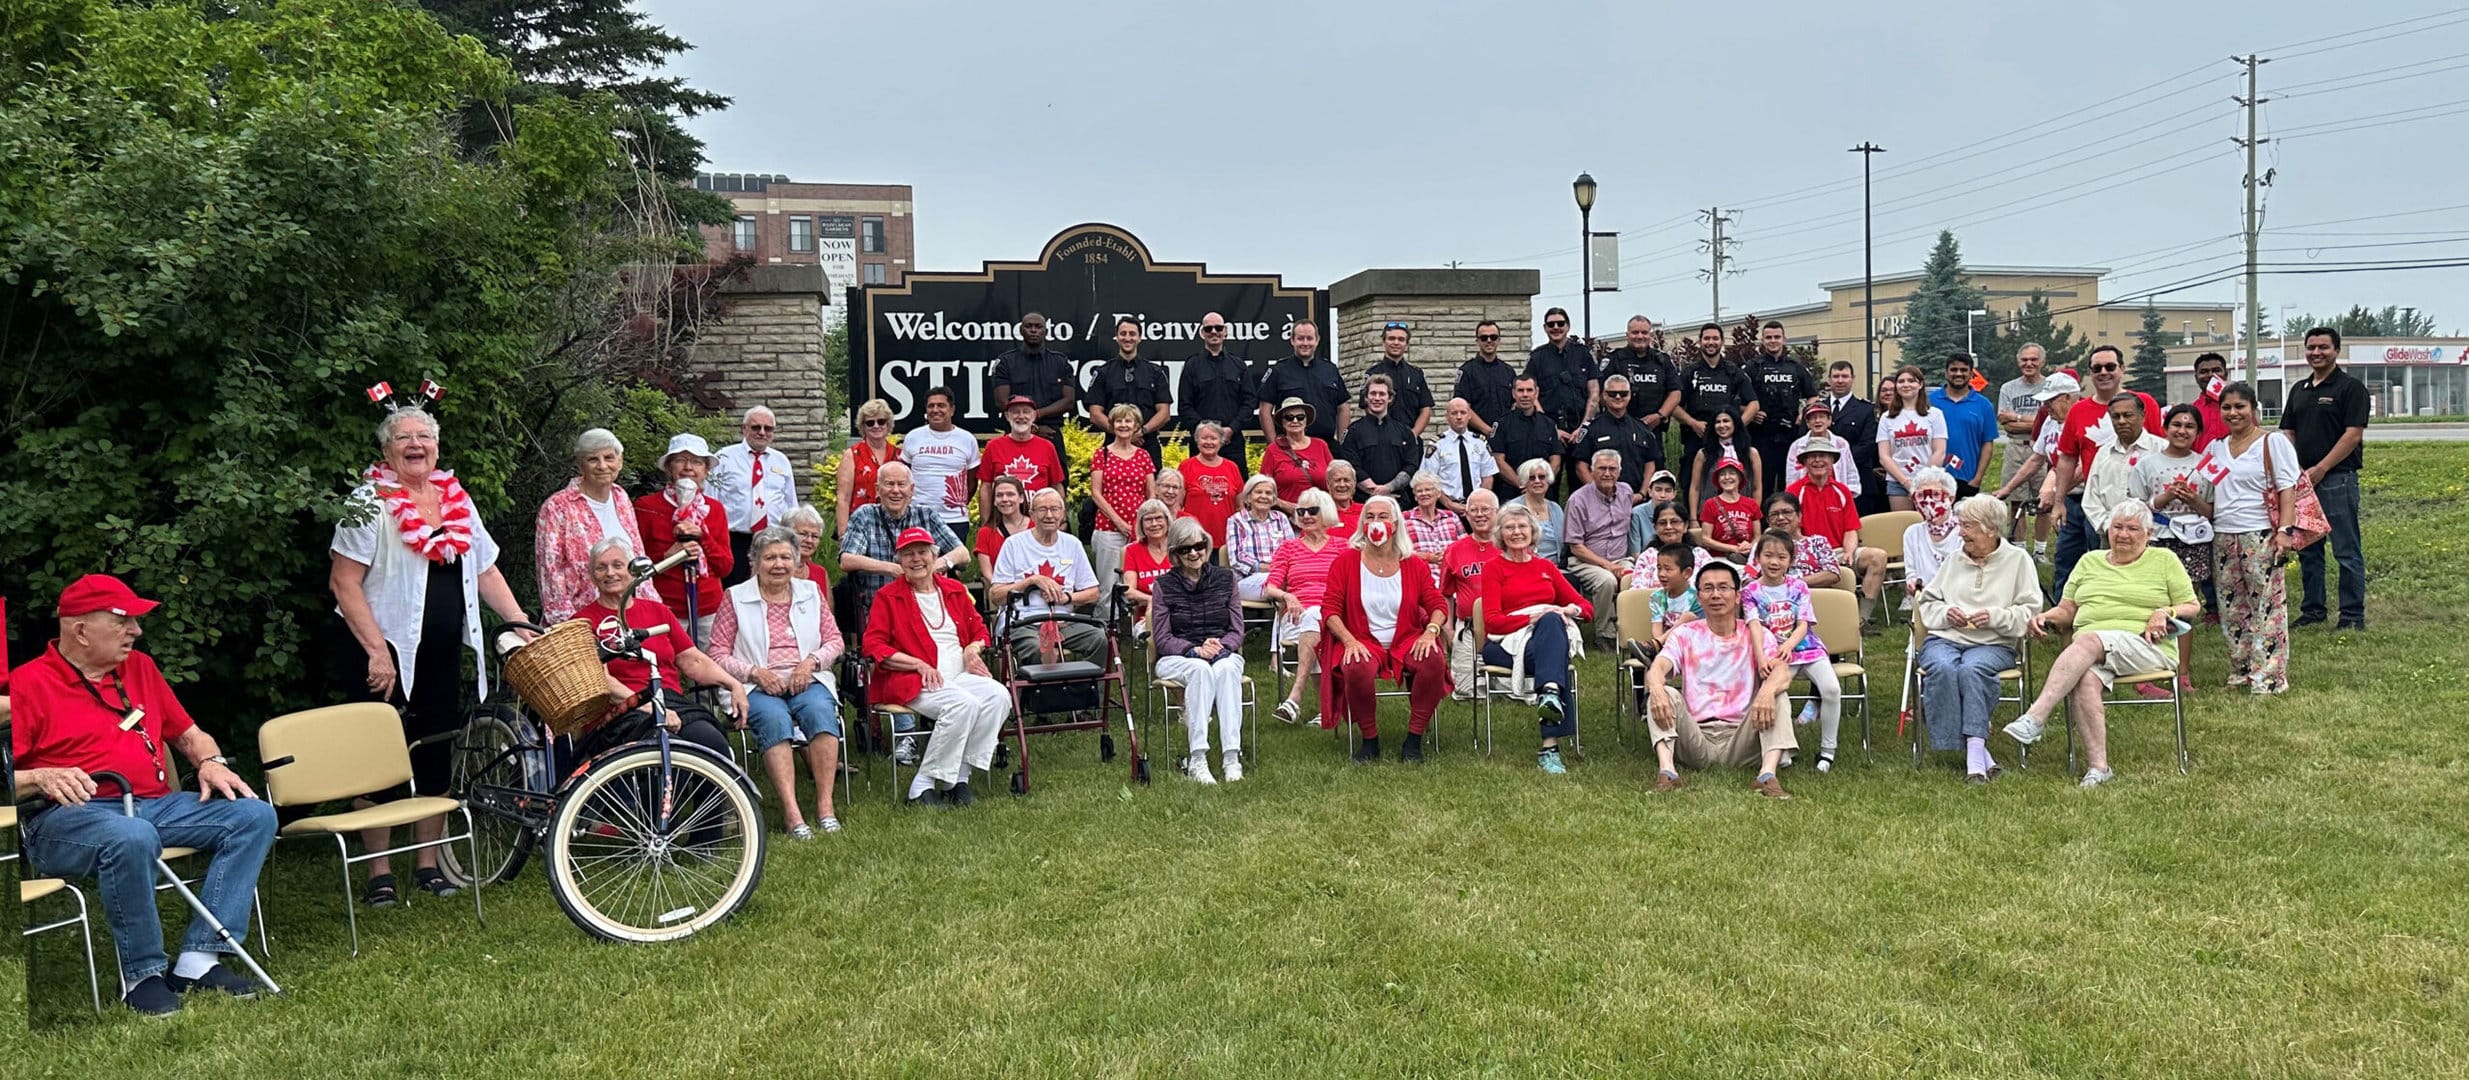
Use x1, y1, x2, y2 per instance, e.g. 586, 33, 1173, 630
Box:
543, 744, 766, 943
438, 704, 536, 888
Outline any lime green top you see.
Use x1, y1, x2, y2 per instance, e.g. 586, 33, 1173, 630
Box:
2062, 545, 2195, 634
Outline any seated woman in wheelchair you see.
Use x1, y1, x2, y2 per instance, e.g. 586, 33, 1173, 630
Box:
575, 537, 748, 763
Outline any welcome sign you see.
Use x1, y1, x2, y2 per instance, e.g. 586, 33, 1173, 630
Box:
850, 223, 1328, 432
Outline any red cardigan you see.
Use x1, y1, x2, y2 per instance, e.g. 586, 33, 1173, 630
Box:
636, 489, 733, 619
862, 575, 989, 707
1479, 552, 1591, 636
1316, 547, 1451, 729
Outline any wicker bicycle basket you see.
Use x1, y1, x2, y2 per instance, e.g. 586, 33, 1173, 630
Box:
501, 619, 610, 736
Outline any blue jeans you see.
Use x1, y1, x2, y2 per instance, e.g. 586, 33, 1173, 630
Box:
22, 792, 277, 986
2051, 493, 2095, 600
746, 682, 842, 750
1916, 637, 2016, 751
1483, 613, 1577, 740
2299, 470, 2365, 625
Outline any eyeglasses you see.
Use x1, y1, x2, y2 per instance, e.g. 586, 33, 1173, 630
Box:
2090, 363, 2120, 373
1698, 582, 1738, 593
746, 423, 775, 432
1545, 320, 1568, 329
1476, 333, 1500, 342
388, 432, 438, 444
863, 418, 889, 428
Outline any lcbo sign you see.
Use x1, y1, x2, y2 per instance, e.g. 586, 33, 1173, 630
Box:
849, 223, 1329, 433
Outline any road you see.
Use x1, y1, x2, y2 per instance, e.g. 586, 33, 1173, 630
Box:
2366, 423, 2469, 442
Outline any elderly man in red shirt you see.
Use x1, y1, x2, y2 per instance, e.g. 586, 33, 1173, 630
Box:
11, 575, 277, 1016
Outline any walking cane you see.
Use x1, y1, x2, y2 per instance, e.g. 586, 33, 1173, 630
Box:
23, 771, 285, 997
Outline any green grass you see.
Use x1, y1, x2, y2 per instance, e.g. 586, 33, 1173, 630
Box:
12, 446, 2469, 1076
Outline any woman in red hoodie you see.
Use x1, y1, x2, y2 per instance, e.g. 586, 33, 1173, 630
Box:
1318, 497, 1451, 765
1481, 502, 1594, 774
863, 528, 1008, 808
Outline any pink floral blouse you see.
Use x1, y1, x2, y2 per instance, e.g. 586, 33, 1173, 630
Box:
534, 479, 659, 625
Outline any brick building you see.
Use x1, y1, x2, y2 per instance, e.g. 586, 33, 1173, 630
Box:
691, 173, 915, 297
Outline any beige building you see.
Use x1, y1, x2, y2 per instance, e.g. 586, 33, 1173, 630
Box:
1679, 265, 2237, 389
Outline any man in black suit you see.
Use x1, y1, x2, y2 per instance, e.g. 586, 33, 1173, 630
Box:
1817, 360, 1886, 516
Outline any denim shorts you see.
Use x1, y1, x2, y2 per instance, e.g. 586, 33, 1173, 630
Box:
746, 683, 842, 749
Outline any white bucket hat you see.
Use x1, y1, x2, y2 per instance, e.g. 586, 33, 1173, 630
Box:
661, 432, 716, 470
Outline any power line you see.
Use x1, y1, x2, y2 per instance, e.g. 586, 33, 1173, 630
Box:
2273, 53, 2469, 98
2264, 7, 2469, 57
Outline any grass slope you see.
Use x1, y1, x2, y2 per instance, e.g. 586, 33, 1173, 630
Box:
11, 445, 2466, 1077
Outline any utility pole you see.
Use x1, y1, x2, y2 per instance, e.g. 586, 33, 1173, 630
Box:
2232, 55, 2271, 383
1696, 207, 1736, 322
1848, 142, 1886, 391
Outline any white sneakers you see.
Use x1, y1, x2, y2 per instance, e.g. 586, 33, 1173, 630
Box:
1221, 752, 1243, 783
2078, 767, 2114, 789
1187, 752, 1217, 785
2003, 715, 2046, 745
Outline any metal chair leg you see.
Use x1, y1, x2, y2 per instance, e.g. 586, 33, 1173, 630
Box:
334, 833, 361, 958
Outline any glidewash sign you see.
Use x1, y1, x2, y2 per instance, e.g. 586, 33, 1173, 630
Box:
850, 223, 1328, 433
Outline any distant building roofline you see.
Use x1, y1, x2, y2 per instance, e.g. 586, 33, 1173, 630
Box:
1815, 265, 2113, 291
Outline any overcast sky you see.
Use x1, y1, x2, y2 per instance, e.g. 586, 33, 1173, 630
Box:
643, 0, 2469, 340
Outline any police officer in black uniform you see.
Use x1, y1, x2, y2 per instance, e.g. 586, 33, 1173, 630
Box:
1357, 322, 1435, 438
1084, 316, 1173, 465
1676, 322, 1755, 466
1489, 374, 1563, 500
1178, 311, 1258, 461
1743, 320, 1818, 497
1575, 373, 1659, 501
1452, 319, 1518, 435
1256, 320, 1348, 442
1526, 306, 1599, 483
1599, 315, 1681, 456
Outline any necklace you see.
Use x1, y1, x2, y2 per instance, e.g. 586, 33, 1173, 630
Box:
915, 583, 951, 630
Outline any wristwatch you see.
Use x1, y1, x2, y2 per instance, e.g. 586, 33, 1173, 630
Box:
204, 755, 234, 768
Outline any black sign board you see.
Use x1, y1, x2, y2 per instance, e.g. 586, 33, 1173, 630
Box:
849, 223, 1329, 433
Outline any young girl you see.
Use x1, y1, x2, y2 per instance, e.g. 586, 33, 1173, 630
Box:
2138, 404, 2218, 688
1745, 530, 1843, 772
1688, 409, 1762, 510
1697, 458, 1759, 561
1875, 366, 1947, 511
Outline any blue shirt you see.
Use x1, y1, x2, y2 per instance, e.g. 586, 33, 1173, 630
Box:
1928, 387, 2001, 483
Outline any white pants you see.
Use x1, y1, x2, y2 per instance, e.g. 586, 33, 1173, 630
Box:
1091, 530, 1129, 619
1788, 658, 1844, 754
1236, 571, 1270, 602
906, 673, 1011, 788
1158, 654, 1245, 756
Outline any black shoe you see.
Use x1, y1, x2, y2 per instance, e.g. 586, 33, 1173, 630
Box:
1399, 732, 1424, 764
906, 788, 944, 808
2337, 620, 2366, 632
124, 974, 182, 1016
166, 963, 261, 999
2292, 614, 2327, 628
947, 782, 975, 807
1351, 736, 1382, 764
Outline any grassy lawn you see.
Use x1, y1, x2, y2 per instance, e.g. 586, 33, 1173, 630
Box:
11, 445, 2467, 1076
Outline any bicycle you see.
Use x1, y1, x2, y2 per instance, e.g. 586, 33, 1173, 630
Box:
445, 551, 768, 942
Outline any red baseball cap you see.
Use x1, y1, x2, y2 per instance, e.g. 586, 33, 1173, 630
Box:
57, 573, 161, 618
1004, 395, 1036, 409
895, 527, 938, 551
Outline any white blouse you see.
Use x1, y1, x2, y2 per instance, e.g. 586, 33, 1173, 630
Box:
1361, 567, 1404, 646
2208, 431, 2301, 534
330, 483, 500, 700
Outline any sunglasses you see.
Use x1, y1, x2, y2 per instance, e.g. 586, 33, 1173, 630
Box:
1296, 507, 1321, 518
863, 418, 889, 427
1281, 413, 1307, 423
1545, 320, 1568, 329
1604, 390, 1630, 398
1172, 543, 1209, 557
1477, 333, 1501, 342
2090, 363, 2120, 373
1384, 321, 1409, 331
1202, 325, 1226, 334
746, 423, 776, 432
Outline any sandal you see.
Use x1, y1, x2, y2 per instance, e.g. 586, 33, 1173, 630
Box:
362, 873, 398, 908
413, 866, 460, 898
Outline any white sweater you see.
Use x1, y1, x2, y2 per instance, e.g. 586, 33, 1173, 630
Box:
1915, 541, 2045, 647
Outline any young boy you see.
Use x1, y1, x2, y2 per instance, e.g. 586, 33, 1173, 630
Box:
1645, 468, 1681, 506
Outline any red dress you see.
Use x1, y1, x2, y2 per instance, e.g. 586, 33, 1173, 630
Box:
847, 440, 900, 513
1262, 437, 1333, 506
1092, 445, 1153, 535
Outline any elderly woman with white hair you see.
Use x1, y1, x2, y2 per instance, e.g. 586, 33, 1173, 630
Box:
330, 407, 536, 905
1260, 487, 1349, 725
1319, 496, 1451, 763
710, 526, 845, 837
1226, 473, 1294, 601
535, 427, 658, 625
1914, 494, 2045, 782
1178, 420, 1245, 547
1151, 517, 1248, 783
1482, 501, 1592, 774
1402, 470, 1465, 585
2003, 499, 2197, 788
1511, 458, 1567, 564
636, 433, 734, 640
785, 505, 833, 590
1898, 466, 1966, 595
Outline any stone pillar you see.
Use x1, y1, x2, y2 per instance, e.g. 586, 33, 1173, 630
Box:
688, 264, 833, 469
1328, 268, 1542, 400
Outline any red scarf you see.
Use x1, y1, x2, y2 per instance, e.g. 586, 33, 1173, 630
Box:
669, 488, 709, 575
367, 464, 474, 563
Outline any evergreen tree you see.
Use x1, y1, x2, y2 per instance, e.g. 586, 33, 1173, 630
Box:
2286, 304, 2439, 339
420, 0, 735, 225
2129, 302, 2178, 397
1978, 290, 2090, 382
1898, 230, 1986, 372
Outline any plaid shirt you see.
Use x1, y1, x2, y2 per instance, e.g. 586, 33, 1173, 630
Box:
1403, 507, 1465, 585
845, 502, 960, 602
1225, 510, 1295, 577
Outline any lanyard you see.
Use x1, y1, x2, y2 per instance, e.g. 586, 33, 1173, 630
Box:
61, 647, 168, 787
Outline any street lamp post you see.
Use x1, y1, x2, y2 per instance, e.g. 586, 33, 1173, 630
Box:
1848, 143, 1885, 389
1573, 173, 1598, 344
1967, 308, 1989, 356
